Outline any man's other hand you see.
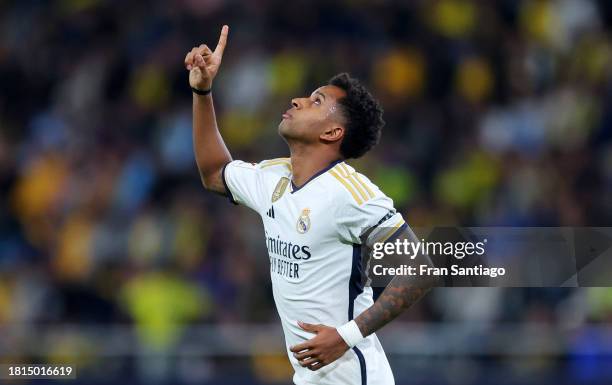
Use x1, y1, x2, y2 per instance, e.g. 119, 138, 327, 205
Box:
290, 321, 350, 371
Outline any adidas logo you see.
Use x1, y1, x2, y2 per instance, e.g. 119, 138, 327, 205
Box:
266, 206, 275, 218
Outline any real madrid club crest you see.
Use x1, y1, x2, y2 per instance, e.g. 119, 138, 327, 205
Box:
271, 177, 289, 203
296, 208, 311, 234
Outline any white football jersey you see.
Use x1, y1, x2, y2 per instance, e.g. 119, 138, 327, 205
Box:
223, 158, 404, 385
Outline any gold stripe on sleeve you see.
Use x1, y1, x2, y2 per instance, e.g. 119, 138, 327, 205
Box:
354, 173, 375, 199
335, 163, 350, 178
329, 169, 363, 205
339, 164, 369, 202
260, 159, 292, 170
347, 174, 369, 202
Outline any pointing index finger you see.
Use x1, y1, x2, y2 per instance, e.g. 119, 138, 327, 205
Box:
214, 25, 229, 57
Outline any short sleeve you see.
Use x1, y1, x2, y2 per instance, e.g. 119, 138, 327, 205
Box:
337, 191, 406, 248
222, 160, 266, 212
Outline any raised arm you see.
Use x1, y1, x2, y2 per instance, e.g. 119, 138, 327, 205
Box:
184, 25, 231, 194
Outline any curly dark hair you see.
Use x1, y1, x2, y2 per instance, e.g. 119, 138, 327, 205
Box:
328, 73, 384, 159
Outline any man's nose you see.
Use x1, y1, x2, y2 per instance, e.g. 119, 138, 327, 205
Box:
291, 99, 301, 109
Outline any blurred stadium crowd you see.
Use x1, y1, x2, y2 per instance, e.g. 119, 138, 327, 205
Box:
0, 0, 611, 384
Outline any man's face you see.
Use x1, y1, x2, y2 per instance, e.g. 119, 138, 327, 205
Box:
278, 85, 346, 143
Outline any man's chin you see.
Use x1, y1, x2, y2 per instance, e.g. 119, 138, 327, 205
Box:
278, 121, 290, 137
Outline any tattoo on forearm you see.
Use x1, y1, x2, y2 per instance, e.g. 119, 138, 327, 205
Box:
354, 275, 431, 337
355, 228, 436, 337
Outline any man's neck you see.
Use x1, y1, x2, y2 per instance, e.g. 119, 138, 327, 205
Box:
289, 144, 341, 188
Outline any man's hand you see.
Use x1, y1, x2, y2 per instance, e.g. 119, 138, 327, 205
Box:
289, 321, 350, 371
185, 25, 229, 91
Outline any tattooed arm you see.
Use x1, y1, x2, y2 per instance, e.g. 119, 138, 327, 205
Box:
355, 227, 437, 337
354, 277, 430, 337
290, 227, 437, 371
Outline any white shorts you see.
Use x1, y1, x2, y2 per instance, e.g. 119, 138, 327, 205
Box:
292, 334, 395, 385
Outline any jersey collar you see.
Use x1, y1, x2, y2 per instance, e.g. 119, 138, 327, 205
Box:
290, 159, 343, 193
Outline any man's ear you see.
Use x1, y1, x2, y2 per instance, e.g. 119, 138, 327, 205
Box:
320, 125, 344, 143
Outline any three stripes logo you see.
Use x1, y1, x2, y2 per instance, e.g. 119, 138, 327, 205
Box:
329, 163, 374, 205
266, 206, 275, 219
